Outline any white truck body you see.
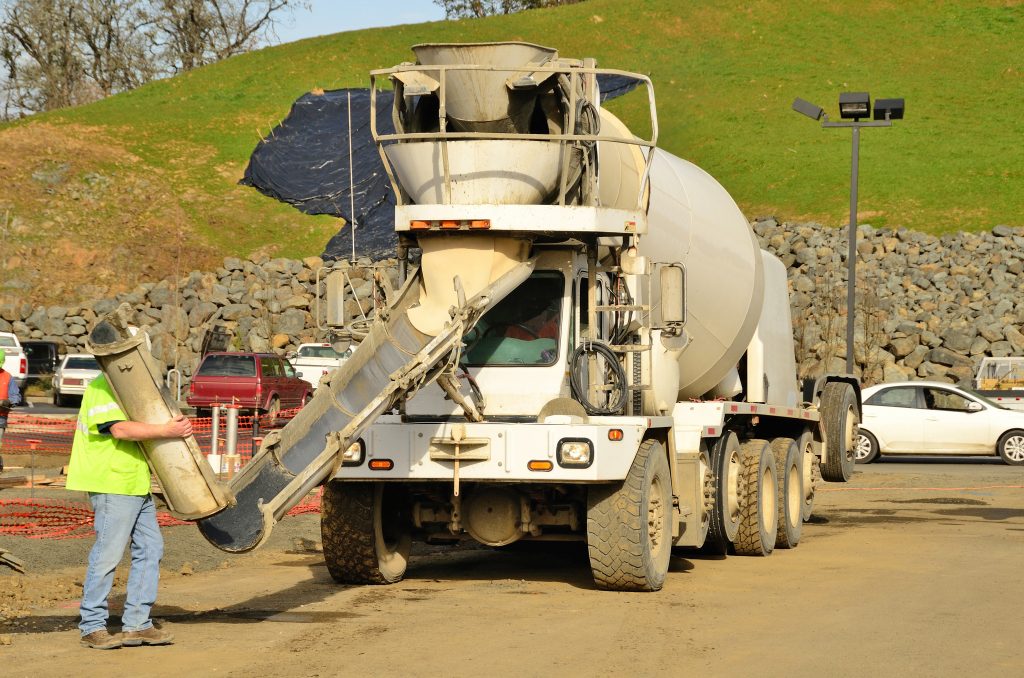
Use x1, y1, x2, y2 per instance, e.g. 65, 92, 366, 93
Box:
290, 342, 352, 390
0, 332, 28, 388
973, 356, 1024, 411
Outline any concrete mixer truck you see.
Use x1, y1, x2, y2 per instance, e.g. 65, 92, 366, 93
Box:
89, 42, 860, 592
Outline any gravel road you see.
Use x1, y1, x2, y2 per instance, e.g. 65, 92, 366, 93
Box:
2, 458, 1023, 677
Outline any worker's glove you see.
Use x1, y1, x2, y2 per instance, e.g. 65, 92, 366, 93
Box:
0, 399, 10, 409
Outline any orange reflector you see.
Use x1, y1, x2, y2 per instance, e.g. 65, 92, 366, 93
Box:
608, 429, 623, 441
469, 219, 490, 229
527, 460, 553, 472
410, 220, 430, 230
368, 459, 394, 471
440, 220, 460, 229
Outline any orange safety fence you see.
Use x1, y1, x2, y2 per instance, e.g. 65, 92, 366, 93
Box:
1, 408, 302, 459
0, 406, 317, 540
0, 489, 322, 540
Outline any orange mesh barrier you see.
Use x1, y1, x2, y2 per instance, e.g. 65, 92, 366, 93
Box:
1, 408, 301, 458
0, 488, 322, 540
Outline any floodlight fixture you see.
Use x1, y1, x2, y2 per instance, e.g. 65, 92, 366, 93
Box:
838, 92, 871, 120
791, 89, 905, 375
873, 97, 905, 121
792, 97, 824, 121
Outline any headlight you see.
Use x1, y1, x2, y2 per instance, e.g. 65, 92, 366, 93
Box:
557, 439, 593, 468
341, 439, 365, 466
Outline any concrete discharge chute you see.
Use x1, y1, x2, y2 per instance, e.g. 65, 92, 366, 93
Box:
196, 237, 533, 552
87, 305, 234, 521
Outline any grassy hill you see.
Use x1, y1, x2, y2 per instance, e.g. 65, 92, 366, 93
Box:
1, 0, 1021, 305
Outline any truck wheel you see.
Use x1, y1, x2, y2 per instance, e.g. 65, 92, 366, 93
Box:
321, 481, 411, 585
770, 437, 802, 549
704, 431, 743, 553
586, 439, 672, 591
820, 381, 859, 482
798, 429, 819, 522
265, 396, 281, 420
997, 430, 1024, 466
856, 430, 880, 464
734, 439, 778, 557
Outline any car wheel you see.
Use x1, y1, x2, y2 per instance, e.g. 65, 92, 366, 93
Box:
265, 396, 281, 420
53, 390, 63, 407
997, 429, 1024, 466
855, 430, 880, 464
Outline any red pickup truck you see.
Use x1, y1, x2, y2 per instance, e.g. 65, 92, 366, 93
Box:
187, 352, 311, 416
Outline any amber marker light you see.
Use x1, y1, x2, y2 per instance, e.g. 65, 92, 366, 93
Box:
527, 460, 554, 472
469, 219, 491, 229
608, 429, 624, 441
440, 220, 460, 229
368, 459, 394, 471
410, 220, 430, 230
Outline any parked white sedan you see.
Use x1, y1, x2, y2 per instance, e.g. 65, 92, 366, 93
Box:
857, 381, 1024, 465
53, 353, 101, 406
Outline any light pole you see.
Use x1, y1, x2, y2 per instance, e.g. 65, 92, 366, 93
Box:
792, 93, 905, 376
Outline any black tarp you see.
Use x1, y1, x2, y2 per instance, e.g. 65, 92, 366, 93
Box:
239, 74, 643, 261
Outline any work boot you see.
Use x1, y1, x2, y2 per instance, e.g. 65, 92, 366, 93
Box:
122, 626, 174, 646
80, 630, 123, 650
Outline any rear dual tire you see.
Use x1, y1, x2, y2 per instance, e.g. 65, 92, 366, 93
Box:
734, 440, 778, 557
820, 382, 859, 482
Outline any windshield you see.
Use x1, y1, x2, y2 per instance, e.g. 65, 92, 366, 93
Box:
197, 354, 257, 377
65, 356, 99, 370
298, 345, 348, 359
462, 271, 563, 367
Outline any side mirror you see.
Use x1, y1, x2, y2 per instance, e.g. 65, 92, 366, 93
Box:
659, 263, 685, 326
967, 401, 983, 412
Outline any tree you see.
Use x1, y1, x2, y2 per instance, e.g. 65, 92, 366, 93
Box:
150, 0, 305, 73
0, 0, 306, 118
1, 0, 88, 114
434, 0, 587, 19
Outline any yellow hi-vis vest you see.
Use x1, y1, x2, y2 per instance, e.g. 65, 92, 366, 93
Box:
66, 375, 151, 496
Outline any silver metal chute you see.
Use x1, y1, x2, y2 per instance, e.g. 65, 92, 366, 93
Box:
197, 256, 537, 553
411, 42, 558, 133
87, 305, 234, 521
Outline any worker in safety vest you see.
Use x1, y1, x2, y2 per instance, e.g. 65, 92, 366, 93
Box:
0, 347, 23, 474
67, 371, 192, 650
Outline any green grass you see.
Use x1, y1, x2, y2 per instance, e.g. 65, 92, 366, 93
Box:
3, 0, 1021, 267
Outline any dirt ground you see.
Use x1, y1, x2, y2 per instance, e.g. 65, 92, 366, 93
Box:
2, 458, 1023, 677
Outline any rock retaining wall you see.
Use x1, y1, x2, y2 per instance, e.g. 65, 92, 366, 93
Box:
2, 221, 1022, 388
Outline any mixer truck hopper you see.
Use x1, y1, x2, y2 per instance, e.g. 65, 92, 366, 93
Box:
101, 42, 860, 592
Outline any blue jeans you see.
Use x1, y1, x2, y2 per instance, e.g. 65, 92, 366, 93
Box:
79, 493, 163, 636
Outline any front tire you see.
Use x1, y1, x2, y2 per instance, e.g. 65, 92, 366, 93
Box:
771, 437, 802, 549
997, 430, 1024, 466
820, 382, 859, 482
856, 430, 880, 464
587, 439, 672, 591
734, 439, 778, 557
321, 481, 412, 584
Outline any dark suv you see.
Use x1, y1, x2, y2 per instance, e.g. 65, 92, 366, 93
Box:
186, 352, 311, 416
22, 340, 60, 378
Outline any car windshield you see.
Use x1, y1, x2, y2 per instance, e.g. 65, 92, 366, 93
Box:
298, 346, 347, 359
197, 354, 257, 377
0, 335, 17, 348
65, 356, 99, 370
